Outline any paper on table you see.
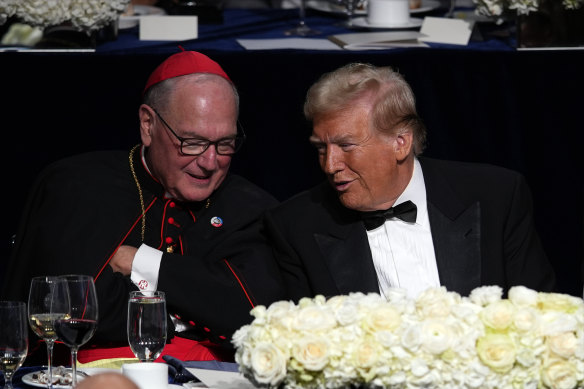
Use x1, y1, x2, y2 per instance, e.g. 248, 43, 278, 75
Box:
140, 16, 198, 41
418, 16, 474, 45
237, 38, 342, 50
328, 31, 429, 50
186, 367, 256, 389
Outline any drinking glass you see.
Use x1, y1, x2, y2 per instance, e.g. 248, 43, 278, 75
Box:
0, 301, 28, 389
127, 291, 167, 362
54, 275, 98, 388
284, 0, 320, 36
28, 277, 68, 388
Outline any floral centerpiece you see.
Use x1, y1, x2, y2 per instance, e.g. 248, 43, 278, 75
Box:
233, 286, 584, 389
472, 0, 583, 18
0, 0, 130, 32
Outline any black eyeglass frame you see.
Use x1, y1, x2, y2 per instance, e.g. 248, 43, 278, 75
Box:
151, 107, 246, 156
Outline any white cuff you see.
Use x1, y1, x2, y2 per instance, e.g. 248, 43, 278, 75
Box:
130, 244, 162, 292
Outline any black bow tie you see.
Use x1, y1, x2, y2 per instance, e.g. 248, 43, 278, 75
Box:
360, 200, 417, 231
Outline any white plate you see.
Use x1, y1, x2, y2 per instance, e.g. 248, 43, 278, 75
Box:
350, 16, 423, 29
22, 368, 118, 388
307, 0, 440, 15
118, 5, 166, 29
22, 368, 182, 388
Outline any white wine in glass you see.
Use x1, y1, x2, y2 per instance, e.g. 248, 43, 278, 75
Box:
28, 276, 68, 388
53, 275, 98, 388
127, 291, 167, 362
0, 301, 28, 389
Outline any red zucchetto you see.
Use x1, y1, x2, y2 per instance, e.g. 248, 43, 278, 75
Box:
143, 48, 230, 94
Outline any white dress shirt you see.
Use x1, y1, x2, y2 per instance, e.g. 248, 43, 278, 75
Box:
367, 158, 440, 299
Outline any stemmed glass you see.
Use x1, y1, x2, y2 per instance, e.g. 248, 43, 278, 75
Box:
0, 301, 28, 389
284, 0, 320, 36
53, 275, 98, 388
28, 277, 68, 388
330, 0, 363, 27
341, 0, 362, 27
127, 291, 167, 362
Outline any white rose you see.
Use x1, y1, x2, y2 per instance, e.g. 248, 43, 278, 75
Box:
476, 334, 516, 373
362, 304, 401, 333
293, 305, 336, 332
480, 300, 515, 330
540, 312, 578, 336
266, 300, 296, 329
513, 307, 538, 332
352, 339, 380, 368
508, 286, 539, 307
401, 324, 422, 351
334, 299, 360, 326
231, 325, 250, 348
516, 347, 537, 367
416, 287, 459, 318
420, 319, 454, 355
249, 342, 287, 386
292, 334, 330, 371
542, 359, 579, 389
548, 332, 578, 359
469, 285, 503, 306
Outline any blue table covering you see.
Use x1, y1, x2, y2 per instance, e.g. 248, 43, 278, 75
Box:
95, 7, 515, 54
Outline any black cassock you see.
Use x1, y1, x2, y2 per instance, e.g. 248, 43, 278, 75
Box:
2, 147, 286, 355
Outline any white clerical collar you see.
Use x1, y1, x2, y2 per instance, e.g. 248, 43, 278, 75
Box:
393, 158, 428, 226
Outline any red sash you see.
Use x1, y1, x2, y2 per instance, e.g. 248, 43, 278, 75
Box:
78, 337, 228, 363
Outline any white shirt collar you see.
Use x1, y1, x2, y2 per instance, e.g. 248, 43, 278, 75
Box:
393, 157, 427, 226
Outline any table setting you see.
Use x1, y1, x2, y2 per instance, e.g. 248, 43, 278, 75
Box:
1, 277, 249, 389
4, 279, 583, 389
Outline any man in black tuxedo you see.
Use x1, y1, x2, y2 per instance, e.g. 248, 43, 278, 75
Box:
264, 62, 555, 302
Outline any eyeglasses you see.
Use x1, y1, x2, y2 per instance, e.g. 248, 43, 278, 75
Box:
152, 107, 245, 156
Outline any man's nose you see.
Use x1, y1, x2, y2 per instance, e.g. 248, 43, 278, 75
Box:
196, 144, 219, 171
323, 146, 343, 175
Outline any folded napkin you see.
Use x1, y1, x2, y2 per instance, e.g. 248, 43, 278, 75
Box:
78, 357, 139, 370
163, 355, 239, 384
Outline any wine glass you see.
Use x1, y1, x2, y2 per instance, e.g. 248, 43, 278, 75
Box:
330, 0, 363, 27
28, 276, 68, 388
54, 275, 98, 388
0, 301, 28, 389
127, 291, 167, 362
341, 0, 362, 27
284, 0, 320, 36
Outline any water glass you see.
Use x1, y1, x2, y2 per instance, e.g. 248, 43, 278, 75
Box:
127, 291, 167, 362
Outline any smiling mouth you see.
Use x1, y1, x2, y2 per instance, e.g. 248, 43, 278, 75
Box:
331, 179, 352, 192
187, 172, 212, 181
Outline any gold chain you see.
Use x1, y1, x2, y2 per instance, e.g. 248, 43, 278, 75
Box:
129, 144, 146, 242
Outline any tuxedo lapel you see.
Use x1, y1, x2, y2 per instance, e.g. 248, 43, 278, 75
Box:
428, 202, 481, 296
314, 223, 379, 295
421, 158, 482, 296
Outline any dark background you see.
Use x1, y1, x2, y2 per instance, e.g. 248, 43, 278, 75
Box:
1, 48, 583, 297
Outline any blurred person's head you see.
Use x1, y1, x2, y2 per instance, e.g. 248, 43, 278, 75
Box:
75, 372, 140, 389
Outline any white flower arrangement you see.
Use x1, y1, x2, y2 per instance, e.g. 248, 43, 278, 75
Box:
0, 0, 130, 32
233, 286, 584, 389
472, 0, 584, 17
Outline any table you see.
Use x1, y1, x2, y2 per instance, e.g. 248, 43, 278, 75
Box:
0, 7, 582, 297
3, 358, 239, 388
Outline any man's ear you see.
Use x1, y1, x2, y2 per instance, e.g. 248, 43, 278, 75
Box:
138, 104, 155, 146
394, 130, 414, 162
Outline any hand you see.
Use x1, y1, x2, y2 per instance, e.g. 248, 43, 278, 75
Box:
109, 245, 138, 275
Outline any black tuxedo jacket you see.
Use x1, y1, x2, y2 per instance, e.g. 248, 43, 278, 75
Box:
264, 157, 555, 301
